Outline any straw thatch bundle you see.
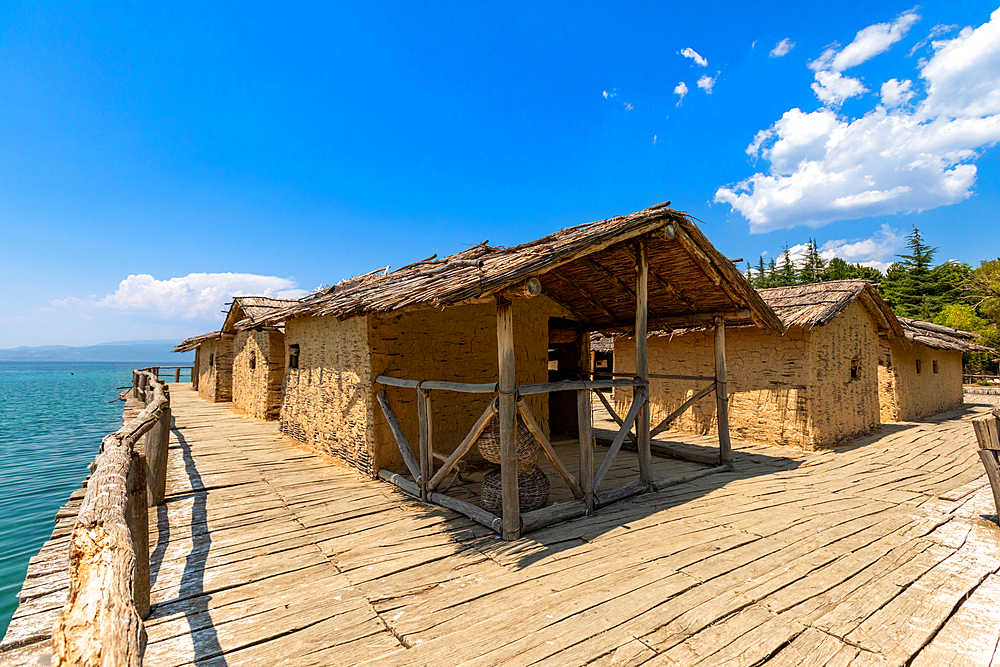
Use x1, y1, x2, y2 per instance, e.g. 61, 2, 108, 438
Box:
898, 317, 993, 352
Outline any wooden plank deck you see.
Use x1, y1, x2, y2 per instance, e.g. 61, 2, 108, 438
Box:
6, 389, 1000, 666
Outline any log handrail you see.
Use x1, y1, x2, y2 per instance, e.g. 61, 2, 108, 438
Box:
375, 374, 645, 395
52, 370, 170, 667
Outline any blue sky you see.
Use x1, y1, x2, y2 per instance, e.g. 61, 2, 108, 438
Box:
1, 1, 998, 347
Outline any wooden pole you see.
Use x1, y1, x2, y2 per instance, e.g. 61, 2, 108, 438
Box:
496, 295, 520, 540
375, 390, 422, 482
427, 399, 496, 492
576, 326, 594, 511
126, 452, 149, 620
973, 412, 1000, 520
192, 349, 200, 389
715, 316, 733, 468
145, 407, 170, 506
174, 367, 180, 382
417, 387, 433, 501
635, 240, 653, 484
131, 370, 140, 400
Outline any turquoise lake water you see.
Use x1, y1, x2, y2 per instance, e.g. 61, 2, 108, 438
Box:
0, 362, 161, 637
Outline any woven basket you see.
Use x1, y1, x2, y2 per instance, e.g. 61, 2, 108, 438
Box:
476, 415, 539, 471
480, 465, 550, 516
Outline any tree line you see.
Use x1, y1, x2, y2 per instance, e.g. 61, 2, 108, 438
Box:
744, 227, 1000, 370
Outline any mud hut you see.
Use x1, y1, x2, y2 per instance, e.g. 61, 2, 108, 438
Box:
615, 280, 904, 450
879, 318, 993, 422
257, 202, 782, 539
173, 331, 234, 402
223, 297, 300, 421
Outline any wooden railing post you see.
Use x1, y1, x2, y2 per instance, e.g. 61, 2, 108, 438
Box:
138, 373, 148, 404
126, 451, 150, 620
635, 240, 653, 484
145, 406, 171, 506
973, 410, 1000, 521
576, 327, 594, 511
174, 367, 180, 382
496, 295, 520, 540
714, 316, 733, 468
132, 370, 140, 400
417, 387, 433, 501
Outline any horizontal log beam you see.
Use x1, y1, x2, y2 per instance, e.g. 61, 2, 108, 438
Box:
376, 376, 498, 394
378, 468, 421, 497
521, 501, 589, 533
429, 492, 502, 534
595, 478, 649, 508
519, 378, 644, 396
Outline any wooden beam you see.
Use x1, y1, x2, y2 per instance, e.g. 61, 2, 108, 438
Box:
649, 382, 717, 438
375, 390, 421, 483
517, 400, 584, 500
496, 295, 520, 540
547, 270, 620, 321
377, 375, 498, 394
518, 378, 644, 395
593, 387, 646, 492
427, 399, 497, 491
582, 257, 637, 303
378, 468, 420, 497
417, 388, 433, 500
635, 240, 653, 484
621, 245, 698, 312
592, 387, 637, 448
673, 225, 746, 308
521, 501, 588, 533
429, 492, 502, 534
496, 276, 542, 300
595, 478, 649, 508
715, 316, 733, 469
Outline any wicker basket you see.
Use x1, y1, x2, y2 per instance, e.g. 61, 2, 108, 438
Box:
476, 415, 539, 471
480, 465, 550, 516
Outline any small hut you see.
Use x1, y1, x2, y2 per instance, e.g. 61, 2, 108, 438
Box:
173, 331, 234, 402
615, 280, 904, 450
879, 318, 993, 422
257, 202, 782, 539
590, 333, 615, 379
223, 297, 300, 420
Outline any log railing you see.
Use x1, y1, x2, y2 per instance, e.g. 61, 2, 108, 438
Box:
141, 366, 194, 383
375, 374, 649, 537
51, 370, 173, 667
973, 408, 1000, 522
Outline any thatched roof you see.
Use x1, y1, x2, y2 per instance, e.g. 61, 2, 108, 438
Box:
898, 317, 993, 352
257, 203, 784, 333
222, 296, 299, 333
757, 280, 904, 337
590, 332, 615, 354
172, 331, 224, 353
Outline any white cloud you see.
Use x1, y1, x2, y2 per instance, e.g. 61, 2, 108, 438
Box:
770, 225, 903, 274
715, 7, 1000, 233
54, 272, 307, 319
674, 81, 689, 105
810, 9, 921, 72
880, 78, 915, 107
624, 102, 633, 111
680, 48, 708, 67
603, 89, 617, 99
697, 73, 718, 94
811, 70, 867, 105
770, 38, 795, 58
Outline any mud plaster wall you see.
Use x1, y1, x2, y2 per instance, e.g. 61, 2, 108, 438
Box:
232, 330, 286, 420
614, 325, 816, 449
806, 301, 880, 446
879, 341, 963, 422
369, 297, 568, 474
280, 315, 376, 476
197, 338, 234, 403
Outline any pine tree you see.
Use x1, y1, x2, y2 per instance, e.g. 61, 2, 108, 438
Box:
767, 257, 777, 287
797, 238, 826, 284
776, 245, 797, 286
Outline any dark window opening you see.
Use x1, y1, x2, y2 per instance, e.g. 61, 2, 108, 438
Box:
915, 359, 922, 374
249, 351, 257, 370
209, 353, 215, 368
933, 360, 939, 374
850, 357, 860, 380
289, 344, 300, 369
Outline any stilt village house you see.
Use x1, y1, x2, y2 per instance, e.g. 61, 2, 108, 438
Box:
615, 280, 905, 450
173, 297, 297, 416
879, 317, 992, 423
254, 203, 783, 539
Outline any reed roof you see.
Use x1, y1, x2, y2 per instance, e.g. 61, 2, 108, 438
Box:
898, 317, 994, 352
590, 332, 615, 354
258, 203, 783, 333
757, 280, 904, 337
222, 296, 300, 333
172, 331, 223, 353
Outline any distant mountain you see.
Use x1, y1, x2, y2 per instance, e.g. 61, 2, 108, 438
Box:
0, 340, 193, 363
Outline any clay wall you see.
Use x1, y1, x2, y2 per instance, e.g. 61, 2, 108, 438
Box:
232, 330, 286, 420
196, 337, 234, 403
879, 341, 964, 422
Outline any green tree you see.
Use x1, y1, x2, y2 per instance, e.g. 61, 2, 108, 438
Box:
881, 227, 941, 318
824, 257, 850, 281
797, 238, 826, 284
776, 245, 797, 286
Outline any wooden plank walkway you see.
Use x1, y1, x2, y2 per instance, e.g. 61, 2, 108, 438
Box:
6, 389, 1000, 666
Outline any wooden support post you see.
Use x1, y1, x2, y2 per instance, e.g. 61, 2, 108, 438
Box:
715, 316, 733, 468
192, 350, 200, 389
138, 373, 148, 403
145, 407, 170, 506
496, 295, 520, 540
126, 452, 150, 620
635, 240, 653, 484
576, 326, 594, 511
973, 411, 1000, 521
174, 367, 180, 382
417, 388, 433, 501
132, 370, 140, 400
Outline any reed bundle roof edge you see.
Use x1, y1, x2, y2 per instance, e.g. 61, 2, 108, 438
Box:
756, 280, 904, 337
223, 296, 301, 333
898, 317, 994, 352
590, 332, 615, 353
257, 203, 784, 333
172, 331, 223, 353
